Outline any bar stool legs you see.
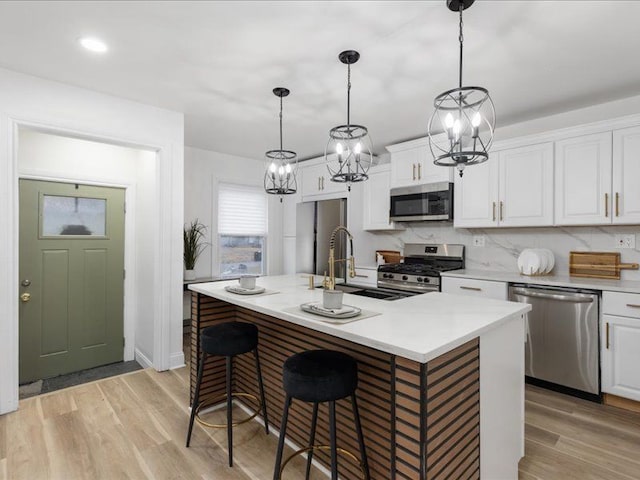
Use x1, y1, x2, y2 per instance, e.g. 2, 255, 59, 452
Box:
255, 349, 270, 435
186, 344, 269, 468
273, 395, 292, 480
328, 401, 338, 480
352, 394, 370, 480
186, 351, 207, 448
304, 403, 319, 479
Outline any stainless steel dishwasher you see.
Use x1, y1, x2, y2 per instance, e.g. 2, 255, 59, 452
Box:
509, 284, 600, 399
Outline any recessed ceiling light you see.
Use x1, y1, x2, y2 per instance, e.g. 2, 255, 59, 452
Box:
78, 37, 108, 53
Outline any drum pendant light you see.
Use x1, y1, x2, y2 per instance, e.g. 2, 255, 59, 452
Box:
325, 50, 373, 191
428, 0, 495, 177
264, 87, 297, 200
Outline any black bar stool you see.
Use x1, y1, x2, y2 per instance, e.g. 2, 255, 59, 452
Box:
186, 321, 269, 467
273, 349, 370, 480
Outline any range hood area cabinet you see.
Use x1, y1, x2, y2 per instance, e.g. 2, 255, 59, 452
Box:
454, 142, 554, 228
555, 127, 640, 225
387, 136, 453, 189
362, 164, 404, 231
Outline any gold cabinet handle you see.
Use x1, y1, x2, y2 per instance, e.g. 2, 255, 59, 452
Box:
626, 304, 640, 308
412, 164, 416, 181
606, 322, 610, 349
418, 163, 422, 180
20, 292, 31, 303
460, 286, 482, 292
318, 177, 321, 191
605, 193, 609, 217
354, 274, 367, 278
500, 201, 504, 221
616, 192, 620, 217
492, 202, 496, 222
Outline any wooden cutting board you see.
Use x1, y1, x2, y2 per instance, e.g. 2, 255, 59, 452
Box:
376, 250, 402, 264
569, 251, 639, 279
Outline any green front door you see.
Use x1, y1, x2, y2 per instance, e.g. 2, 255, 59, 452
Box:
19, 179, 126, 384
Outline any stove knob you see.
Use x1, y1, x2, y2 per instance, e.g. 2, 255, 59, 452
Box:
424, 277, 430, 283
417, 277, 423, 282
389, 274, 394, 279
383, 273, 389, 279
402, 275, 408, 281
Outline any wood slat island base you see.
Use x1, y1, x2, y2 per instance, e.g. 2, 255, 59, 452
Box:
191, 293, 480, 480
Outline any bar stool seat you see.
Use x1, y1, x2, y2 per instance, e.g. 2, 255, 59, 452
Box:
274, 349, 370, 480
283, 349, 357, 402
186, 321, 269, 468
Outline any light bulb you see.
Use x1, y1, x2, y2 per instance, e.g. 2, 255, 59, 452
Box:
336, 143, 343, 155
453, 119, 461, 138
472, 112, 482, 127
354, 142, 362, 154
278, 165, 285, 176
285, 163, 292, 173
269, 163, 276, 173
445, 113, 454, 129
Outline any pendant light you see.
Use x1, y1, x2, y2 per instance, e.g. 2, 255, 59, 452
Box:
264, 87, 297, 200
325, 50, 373, 191
428, 0, 495, 177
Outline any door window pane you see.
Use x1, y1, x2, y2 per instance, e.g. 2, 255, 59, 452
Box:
220, 235, 264, 276
42, 195, 106, 236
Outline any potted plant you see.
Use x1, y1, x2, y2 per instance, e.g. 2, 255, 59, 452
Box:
184, 219, 208, 280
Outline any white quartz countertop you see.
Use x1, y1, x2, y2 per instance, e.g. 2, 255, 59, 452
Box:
189, 274, 530, 363
441, 269, 640, 294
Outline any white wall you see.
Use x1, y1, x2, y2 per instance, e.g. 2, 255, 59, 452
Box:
184, 146, 283, 278
18, 128, 158, 363
0, 67, 184, 415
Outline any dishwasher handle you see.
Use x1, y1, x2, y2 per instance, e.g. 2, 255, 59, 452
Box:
510, 287, 595, 303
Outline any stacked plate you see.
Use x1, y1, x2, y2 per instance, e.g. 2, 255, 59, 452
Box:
517, 248, 555, 276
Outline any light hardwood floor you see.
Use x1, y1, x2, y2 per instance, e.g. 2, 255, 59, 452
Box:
2, 366, 640, 479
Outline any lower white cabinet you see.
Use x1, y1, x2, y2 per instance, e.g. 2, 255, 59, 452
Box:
351, 266, 377, 288
602, 291, 640, 401
441, 277, 508, 301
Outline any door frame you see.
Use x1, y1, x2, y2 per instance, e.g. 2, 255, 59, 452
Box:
18, 175, 135, 368
3, 117, 178, 413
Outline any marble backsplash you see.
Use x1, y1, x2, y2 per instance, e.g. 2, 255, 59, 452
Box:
365, 224, 640, 281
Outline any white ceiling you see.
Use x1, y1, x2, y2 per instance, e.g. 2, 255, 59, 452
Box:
0, 1, 639, 160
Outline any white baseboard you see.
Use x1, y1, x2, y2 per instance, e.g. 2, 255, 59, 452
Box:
169, 351, 185, 370
134, 348, 153, 369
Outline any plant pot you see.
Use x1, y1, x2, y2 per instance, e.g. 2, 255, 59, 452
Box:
184, 269, 196, 281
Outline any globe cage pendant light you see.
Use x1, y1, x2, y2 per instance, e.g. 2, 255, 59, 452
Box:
428, 0, 495, 177
325, 50, 373, 191
264, 87, 298, 201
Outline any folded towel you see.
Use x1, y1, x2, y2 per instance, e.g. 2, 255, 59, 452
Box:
309, 303, 355, 315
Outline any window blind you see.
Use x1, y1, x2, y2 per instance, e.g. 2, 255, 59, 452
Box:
218, 183, 267, 236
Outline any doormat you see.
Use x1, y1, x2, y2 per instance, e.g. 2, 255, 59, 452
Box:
19, 360, 143, 399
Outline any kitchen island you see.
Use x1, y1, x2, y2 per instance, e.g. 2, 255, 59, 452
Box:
189, 275, 530, 480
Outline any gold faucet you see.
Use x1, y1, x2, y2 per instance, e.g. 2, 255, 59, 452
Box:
322, 226, 356, 290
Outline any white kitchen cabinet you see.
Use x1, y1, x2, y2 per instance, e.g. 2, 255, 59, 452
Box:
454, 142, 553, 228
301, 157, 346, 200
387, 137, 453, 189
602, 291, 640, 401
362, 164, 403, 231
351, 266, 378, 288
555, 132, 612, 225
441, 277, 508, 301
613, 126, 640, 224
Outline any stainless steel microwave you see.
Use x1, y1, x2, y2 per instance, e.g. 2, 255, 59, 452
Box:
389, 182, 454, 222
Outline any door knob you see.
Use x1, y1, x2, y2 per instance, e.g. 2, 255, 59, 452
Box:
21, 279, 31, 287
20, 292, 31, 303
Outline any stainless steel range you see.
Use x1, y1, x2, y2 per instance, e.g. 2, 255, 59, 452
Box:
377, 244, 465, 293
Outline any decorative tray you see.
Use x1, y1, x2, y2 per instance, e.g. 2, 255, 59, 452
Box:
224, 285, 266, 295
300, 302, 362, 319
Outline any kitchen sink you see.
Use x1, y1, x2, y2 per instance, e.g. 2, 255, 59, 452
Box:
317, 284, 418, 301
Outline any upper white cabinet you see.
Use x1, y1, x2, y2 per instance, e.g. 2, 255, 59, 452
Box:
613, 126, 640, 224
362, 164, 403, 231
454, 142, 553, 228
387, 137, 453, 189
555, 132, 612, 225
300, 156, 346, 200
